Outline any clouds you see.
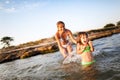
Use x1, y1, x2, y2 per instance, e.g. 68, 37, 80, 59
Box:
5, 0, 10, 4
0, 0, 16, 13
0, 0, 48, 13
0, 0, 120, 46
0, 7, 16, 13
5, 7, 16, 12
21, 1, 48, 10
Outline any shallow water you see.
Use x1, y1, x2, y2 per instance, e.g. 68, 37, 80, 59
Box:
0, 34, 120, 80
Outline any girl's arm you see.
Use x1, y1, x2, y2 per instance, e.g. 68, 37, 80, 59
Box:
88, 41, 94, 52
67, 30, 77, 44
77, 44, 86, 54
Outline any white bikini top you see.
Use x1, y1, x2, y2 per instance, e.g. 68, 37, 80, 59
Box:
59, 34, 69, 42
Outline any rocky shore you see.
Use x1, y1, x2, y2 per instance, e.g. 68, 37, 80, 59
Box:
0, 26, 120, 63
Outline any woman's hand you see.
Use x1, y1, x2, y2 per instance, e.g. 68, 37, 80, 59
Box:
60, 46, 65, 50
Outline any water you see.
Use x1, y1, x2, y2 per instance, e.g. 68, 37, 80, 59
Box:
0, 34, 120, 80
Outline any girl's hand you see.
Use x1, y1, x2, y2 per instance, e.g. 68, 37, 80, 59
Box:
88, 41, 94, 52
81, 45, 86, 51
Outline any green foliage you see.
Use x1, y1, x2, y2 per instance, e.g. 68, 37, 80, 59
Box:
104, 23, 115, 28
117, 21, 120, 26
0, 36, 14, 48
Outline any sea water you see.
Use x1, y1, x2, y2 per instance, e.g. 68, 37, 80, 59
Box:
0, 34, 120, 80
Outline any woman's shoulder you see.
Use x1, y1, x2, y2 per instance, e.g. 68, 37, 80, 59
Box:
65, 29, 72, 34
65, 29, 71, 32
55, 32, 59, 37
55, 31, 58, 35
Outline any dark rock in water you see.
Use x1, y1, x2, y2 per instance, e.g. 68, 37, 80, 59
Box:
0, 26, 120, 63
0, 43, 59, 63
20, 44, 59, 59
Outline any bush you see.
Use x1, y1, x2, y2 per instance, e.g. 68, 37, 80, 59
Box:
117, 21, 120, 26
104, 23, 115, 28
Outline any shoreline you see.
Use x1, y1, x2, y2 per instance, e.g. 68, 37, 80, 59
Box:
0, 26, 120, 63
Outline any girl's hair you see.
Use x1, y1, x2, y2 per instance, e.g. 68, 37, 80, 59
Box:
77, 32, 88, 44
56, 21, 65, 28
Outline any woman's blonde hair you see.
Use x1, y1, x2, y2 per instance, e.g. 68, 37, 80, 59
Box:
56, 21, 65, 28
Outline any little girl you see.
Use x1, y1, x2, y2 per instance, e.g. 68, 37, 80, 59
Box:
76, 32, 95, 66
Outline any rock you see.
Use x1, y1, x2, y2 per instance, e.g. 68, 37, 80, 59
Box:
0, 27, 120, 63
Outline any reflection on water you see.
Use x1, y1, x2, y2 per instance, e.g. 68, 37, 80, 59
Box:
0, 34, 120, 80
61, 63, 98, 80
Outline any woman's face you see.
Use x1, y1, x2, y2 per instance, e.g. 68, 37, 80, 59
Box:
81, 35, 88, 44
57, 23, 65, 32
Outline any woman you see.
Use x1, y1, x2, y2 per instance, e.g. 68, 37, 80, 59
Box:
55, 21, 76, 58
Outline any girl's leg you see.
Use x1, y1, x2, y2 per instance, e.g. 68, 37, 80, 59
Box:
60, 48, 67, 58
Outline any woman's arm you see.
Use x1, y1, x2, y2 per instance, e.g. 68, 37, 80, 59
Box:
67, 30, 77, 44
55, 33, 63, 49
88, 41, 94, 52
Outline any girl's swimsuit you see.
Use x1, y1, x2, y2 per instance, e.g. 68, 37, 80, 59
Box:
83, 45, 91, 53
81, 45, 95, 66
81, 60, 96, 66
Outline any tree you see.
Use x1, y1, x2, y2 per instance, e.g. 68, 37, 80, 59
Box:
0, 36, 14, 48
117, 21, 120, 26
104, 23, 115, 28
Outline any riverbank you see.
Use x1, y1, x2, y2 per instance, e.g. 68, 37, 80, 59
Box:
0, 26, 120, 63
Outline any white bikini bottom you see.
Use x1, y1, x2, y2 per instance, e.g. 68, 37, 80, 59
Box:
62, 42, 70, 48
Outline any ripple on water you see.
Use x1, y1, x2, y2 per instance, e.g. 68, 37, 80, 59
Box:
0, 34, 120, 80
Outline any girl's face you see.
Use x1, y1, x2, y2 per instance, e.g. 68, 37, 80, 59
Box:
80, 35, 88, 44
57, 24, 65, 32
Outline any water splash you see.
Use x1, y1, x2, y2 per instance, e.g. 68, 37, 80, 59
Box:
62, 51, 81, 64
0, 34, 120, 80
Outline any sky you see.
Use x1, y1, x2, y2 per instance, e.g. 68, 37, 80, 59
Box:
0, 0, 120, 48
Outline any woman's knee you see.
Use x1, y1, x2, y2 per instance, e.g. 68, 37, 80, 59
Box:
67, 45, 73, 53
60, 48, 67, 55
